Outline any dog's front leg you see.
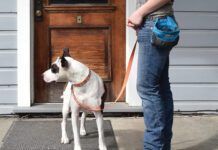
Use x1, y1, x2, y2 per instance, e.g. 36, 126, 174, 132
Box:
71, 108, 82, 150
80, 112, 87, 136
61, 99, 70, 144
94, 111, 107, 150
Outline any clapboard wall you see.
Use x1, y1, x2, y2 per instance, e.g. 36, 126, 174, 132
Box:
0, 0, 17, 105
171, 0, 218, 110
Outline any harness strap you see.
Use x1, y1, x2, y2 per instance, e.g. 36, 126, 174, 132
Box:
72, 87, 102, 112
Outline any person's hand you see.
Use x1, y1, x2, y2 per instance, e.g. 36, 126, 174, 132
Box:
127, 10, 144, 30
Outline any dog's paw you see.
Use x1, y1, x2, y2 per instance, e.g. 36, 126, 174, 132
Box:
80, 129, 87, 136
74, 145, 82, 150
61, 136, 69, 144
99, 145, 107, 150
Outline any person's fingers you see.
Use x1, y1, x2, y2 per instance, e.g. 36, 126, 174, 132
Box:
127, 20, 135, 27
127, 23, 134, 27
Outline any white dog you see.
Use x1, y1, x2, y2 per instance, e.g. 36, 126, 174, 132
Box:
43, 48, 107, 150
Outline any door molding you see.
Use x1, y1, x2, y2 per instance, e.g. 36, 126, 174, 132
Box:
126, 0, 141, 106
17, 0, 34, 107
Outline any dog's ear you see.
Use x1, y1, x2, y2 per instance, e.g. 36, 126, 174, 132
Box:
62, 48, 71, 57
61, 56, 69, 68
61, 48, 70, 68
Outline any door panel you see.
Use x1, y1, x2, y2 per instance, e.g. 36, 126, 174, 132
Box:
48, 13, 113, 26
50, 28, 111, 80
34, 0, 125, 103
50, 0, 108, 4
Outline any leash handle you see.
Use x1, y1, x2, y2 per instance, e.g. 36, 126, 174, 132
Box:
113, 40, 137, 104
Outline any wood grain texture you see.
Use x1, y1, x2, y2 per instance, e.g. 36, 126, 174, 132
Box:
49, 12, 113, 26
110, 0, 126, 101
50, 28, 111, 80
34, 1, 50, 102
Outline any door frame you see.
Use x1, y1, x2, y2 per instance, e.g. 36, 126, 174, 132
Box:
17, 0, 139, 107
17, 0, 34, 107
126, 0, 141, 106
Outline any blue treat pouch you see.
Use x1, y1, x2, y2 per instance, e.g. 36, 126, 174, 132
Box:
151, 16, 180, 49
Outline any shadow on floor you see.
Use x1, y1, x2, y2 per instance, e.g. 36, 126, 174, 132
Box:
176, 134, 218, 150
115, 129, 218, 150
113, 129, 144, 150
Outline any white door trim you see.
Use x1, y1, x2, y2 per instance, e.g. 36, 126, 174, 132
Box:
17, 0, 34, 107
126, 0, 141, 106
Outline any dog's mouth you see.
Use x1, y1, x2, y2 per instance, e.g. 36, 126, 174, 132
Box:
43, 76, 57, 83
50, 80, 58, 84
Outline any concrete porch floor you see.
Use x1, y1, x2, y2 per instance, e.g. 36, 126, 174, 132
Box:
0, 115, 218, 150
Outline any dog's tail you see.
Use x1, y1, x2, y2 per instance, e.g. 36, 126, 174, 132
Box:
100, 83, 107, 113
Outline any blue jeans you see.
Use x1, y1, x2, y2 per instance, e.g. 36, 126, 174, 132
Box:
137, 18, 174, 150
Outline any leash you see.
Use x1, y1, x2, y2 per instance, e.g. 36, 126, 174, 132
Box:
113, 40, 137, 104
69, 40, 138, 111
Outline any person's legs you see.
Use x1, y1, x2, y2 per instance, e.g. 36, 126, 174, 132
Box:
160, 57, 174, 150
137, 20, 172, 150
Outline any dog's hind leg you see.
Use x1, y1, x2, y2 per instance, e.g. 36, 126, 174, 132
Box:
80, 111, 87, 136
61, 99, 70, 144
94, 111, 107, 150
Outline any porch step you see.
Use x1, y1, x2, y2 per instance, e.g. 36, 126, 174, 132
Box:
0, 105, 17, 115
13, 103, 142, 114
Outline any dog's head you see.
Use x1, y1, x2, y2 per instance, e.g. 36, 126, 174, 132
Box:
43, 48, 71, 83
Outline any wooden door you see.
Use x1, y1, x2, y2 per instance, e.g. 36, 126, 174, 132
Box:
34, 0, 126, 103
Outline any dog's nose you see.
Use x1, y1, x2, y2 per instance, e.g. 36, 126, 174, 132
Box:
42, 73, 49, 82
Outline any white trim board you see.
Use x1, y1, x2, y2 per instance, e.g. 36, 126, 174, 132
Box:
17, 0, 34, 107
126, 0, 141, 106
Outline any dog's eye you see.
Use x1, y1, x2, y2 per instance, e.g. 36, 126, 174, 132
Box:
51, 64, 59, 73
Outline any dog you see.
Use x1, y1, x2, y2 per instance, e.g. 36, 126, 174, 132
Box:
43, 48, 107, 150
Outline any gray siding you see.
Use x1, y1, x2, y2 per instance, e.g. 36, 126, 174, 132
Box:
172, 0, 218, 110
0, 0, 17, 13
0, 0, 17, 104
174, 0, 218, 12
